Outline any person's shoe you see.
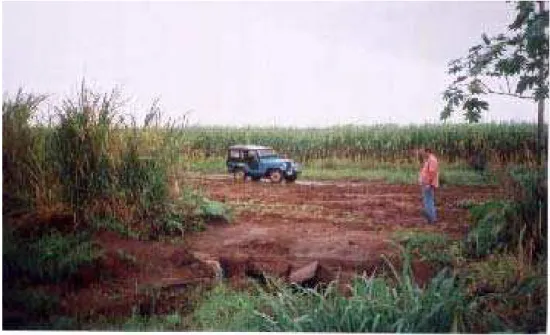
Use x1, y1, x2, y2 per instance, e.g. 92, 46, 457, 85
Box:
421, 209, 435, 224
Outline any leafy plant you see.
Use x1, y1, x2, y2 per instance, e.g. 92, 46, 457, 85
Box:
52, 84, 122, 220
464, 167, 547, 259
90, 215, 139, 238
190, 284, 263, 331
464, 200, 511, 257
441, 1, 548, 164
4, 228, 102, 284
192, 254, 493, 333
506, 166, 547, 259
400, 232, 454, 267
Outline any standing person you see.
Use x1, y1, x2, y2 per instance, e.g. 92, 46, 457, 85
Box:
419, 148, 439, 224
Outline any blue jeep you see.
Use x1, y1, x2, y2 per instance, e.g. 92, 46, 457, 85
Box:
226, 145, 301, 183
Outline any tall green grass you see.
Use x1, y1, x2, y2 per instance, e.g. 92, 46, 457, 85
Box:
179, 123, 544, 164
3, 85, 230, 235
192, 262, 494, 332
2, 85, 231, 329
464, 167, 547, 261
2, 90, 49, 212
192, 249, 545, 333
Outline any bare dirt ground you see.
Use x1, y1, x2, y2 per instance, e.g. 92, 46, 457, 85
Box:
186, 176, 502, 284
58, 176, 503, 322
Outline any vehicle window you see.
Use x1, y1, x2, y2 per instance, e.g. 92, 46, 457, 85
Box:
247, 150, 258, 159
258, 149, 276, 157
229, 150, 241, 159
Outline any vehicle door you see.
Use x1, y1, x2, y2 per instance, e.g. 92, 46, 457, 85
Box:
246, 150, 261, 176
227, 149, 243, 172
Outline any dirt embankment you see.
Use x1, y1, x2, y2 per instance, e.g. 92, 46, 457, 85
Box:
45, 177, 501, 322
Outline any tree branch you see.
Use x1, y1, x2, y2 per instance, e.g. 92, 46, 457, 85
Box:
487, 90, 534, 99
480, 81, 534, 99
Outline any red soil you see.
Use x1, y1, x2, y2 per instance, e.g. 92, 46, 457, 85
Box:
53, 176, 502, 320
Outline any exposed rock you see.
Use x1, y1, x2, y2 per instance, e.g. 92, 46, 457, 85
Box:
289, 261, 334, 288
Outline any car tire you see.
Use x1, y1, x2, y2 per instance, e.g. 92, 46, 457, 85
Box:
269, 169, 284, 183
233, 169, 246, 182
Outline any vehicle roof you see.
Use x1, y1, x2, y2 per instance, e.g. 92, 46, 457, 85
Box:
228, 144, 273, 151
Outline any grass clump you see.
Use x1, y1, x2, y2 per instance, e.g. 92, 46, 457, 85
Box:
3, 85, 231, 238
3, 228, 101, 284
464, 200, 511, 258
190, 284, 263, 331
90, 215, 139, 238
2, 90, 49, 212
461, 254, 547, 333
394, 231, 455, 267
192, 267, 488, 333
464, 167, 547, 260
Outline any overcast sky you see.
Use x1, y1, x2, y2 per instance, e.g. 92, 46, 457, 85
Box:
2, 1, 541, 127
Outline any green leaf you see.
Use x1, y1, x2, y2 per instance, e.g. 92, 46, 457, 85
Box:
442, 0, 548, 123
440, 105, 452, 121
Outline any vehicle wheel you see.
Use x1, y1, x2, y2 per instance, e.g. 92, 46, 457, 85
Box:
251, 176, 262, 182
269, 169, 283, 183
233, 169, 246, 182
285, 175, 297, 183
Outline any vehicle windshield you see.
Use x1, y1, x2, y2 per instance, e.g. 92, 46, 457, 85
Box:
257, 149, 278, 158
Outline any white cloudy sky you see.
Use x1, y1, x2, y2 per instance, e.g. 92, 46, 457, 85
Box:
2, 1, 540, 126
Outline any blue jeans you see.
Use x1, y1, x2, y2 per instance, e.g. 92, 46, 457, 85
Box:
422, 185, 436, 223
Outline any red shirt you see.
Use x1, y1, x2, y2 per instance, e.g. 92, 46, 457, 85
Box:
419, 154, 439, 188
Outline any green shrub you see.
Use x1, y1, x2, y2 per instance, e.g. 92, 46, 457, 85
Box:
506, 166, 547, 259
467, 268, 547, 333
90, 216, 139, 238
464, 201, 511, 258
191, 284, 263, 331
192, 260, 492, 332
196, 199, 233, 222
52, 87, 121, 219
400, 232, 454, 266
4, 229, 102, 284
464, 167, 547, 259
